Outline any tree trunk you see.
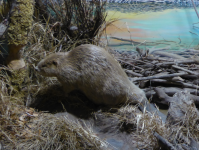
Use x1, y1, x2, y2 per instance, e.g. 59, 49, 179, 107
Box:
6, 0, 34, 70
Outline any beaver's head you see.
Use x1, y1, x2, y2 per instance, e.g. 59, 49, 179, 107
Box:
35, 53, 63, 77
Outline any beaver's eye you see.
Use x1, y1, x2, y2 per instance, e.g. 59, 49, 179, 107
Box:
52, 61, 57, 66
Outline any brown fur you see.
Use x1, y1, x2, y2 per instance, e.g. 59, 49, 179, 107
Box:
36, 44, 147, 106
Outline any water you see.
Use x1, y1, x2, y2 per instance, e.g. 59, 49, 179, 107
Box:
104, 3, 199, 51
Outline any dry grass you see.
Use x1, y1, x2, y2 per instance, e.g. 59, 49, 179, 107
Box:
32, 0, 109, 51
165, 92, 199, 147
116, 105, 167, 149
1, 43, 199, 149
0, 1, 113, 149
0, 67, 108, 149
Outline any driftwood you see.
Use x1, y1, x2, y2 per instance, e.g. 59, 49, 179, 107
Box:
156, 90, 199, 149
154, 132, 177, 150
115, 46, 199, 149
118, 59, 144, 70
152, 51, 185, 59
150, 79, 199, 89
118, 46, 199, 106
136, 47, 149, 58
152, 87, 199, 105
155, 59, 199, 67
117, 46, 199, 107
125, 69, 143, 77
151, 87, 199, 96
119, 57, 152, 65
181, 74, 198, 79
166, 90, 199, 123
150, 88, 199, 119
172, 65, 199, 76
149, 46, 171, 54
154, 87, 173, 105
132, 72, 187, 81
146, 55, 174, 62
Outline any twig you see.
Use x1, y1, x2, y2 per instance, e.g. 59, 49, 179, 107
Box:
191, 0, 199, 19
189, 31, 198, 36
110, 36, 140, 44
125, 69, 143, 77
118, 59, 144, 70
158, 87, 199, 96
154, 132, 177, 150
172, 65, 199, 76
146, 56, 174, 62
149, 46, 171, 54
152, 51, 185, 59
188, 39, 196, 48
132, 73, 187, 81
125, 22, 134, 47
155, 59, 199, 67
151, 79, 199, 89
1, 130, 16, 145
119, 57, 152, 65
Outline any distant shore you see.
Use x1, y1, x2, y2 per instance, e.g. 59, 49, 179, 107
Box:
90, 0, 199, 7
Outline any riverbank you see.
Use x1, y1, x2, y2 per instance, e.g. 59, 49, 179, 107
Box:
1, 44, 199, 149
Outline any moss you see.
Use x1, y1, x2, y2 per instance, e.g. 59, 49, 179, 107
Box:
7, 0, 34, 45
6, 68, 29, 103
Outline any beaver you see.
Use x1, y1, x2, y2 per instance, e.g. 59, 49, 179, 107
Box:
36, 44, 166, 121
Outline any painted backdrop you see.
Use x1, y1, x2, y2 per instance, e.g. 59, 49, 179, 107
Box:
104, 2, 199, 51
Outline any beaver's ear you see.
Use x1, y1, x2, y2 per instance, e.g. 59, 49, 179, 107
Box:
52, 60, 58, 66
